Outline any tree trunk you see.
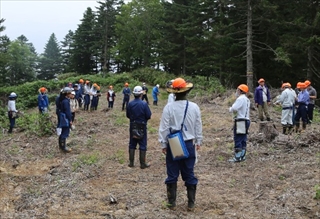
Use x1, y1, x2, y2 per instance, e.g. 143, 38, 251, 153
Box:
246, 0, 253, 92
103, 10, 109, 75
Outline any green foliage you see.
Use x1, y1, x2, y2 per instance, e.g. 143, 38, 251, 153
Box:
314, 184, 320, 200
16, 112, 54, 137
72, 153, 99, 171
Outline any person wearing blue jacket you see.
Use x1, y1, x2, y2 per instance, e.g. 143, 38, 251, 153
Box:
152, 84, 160, 105
58, 87, 73, 152
122, 82, 131, 111
254, 78, 271, 121
126, 86, 152, 169
38, 87, 49, 113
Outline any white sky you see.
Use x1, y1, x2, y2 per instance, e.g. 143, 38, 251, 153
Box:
0, 0, 129, 54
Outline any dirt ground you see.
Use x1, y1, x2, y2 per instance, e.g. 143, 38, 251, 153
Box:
0, 91, 320, 219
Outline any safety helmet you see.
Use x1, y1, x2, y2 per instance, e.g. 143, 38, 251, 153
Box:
9, 92, 17, 98
296, 82, 302, 89
133, 86, 143, 96
305, 80, 311, 87
125, 82, 129, 87
109, 85, 113, 89
79, 79, 84, 83
237, 84, 249, 93
172, 78, 187, 89
258, 78, 265, 83
85, 80, 90, 84
62, 87, 73, 94
167, 78, 193, 93
40, 87, 46, 93
299, 82, 307, 89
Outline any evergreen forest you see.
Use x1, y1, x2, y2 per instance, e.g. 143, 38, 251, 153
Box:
0, 0, 319, 93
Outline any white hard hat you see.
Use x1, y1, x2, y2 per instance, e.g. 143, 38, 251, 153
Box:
156, 84, 160, 88
9, 92, 17, 98
71, 91, 76, 95
133, 86, 143, 96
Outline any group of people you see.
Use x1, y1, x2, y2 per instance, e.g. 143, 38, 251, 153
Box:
6, 76, 317, 212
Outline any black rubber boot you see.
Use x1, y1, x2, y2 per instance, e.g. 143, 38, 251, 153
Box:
302, 123, 307, 131
295, 123, 300, 133
128, 149, 135, 167
167, 183, 177, 210
8, 127, 13, 133
139, 150, 150, 169
288, 126, 293, 135
60, 138, 71, 153
187, 185, 196, 211
282, 126, 287, 135
58, 137, 64, 150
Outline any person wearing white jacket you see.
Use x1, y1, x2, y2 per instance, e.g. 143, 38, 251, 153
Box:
7, 92, 19, 133
278, 83, 296, 134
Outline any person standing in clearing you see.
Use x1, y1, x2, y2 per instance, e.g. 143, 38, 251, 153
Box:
122, 82, 131, 111
229, 84, 250, 162
38, 87, 49, 114
254, 78, 271, 121
126, 86, 152, 169
58, 87, 73, 152
159, 78, 202, 211
141, 82, 149, 104
152, 84, 160, 106
83, 80, 91, 111
107, 85, 116, 109
69, 90, 79, 126
305, 80, 317, 124
294, 82, 309, 132
7, 92, 19, 134
278, 83, 296, 134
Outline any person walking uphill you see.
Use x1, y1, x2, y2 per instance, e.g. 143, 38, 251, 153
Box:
122, 82, 131, 111
58, 87, 73, 153
254, 78, 271, 121
7, 92, 19, 134
159, 78, 203, 211
229, 84, 250, 162
38, 87, 49, 114
126, 86, 152, 169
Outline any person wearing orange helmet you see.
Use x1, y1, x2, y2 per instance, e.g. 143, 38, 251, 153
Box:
159, 78, 202, 211
305, 80, 317, 124
107, 85, 116, 109
254, 78, 271, 121
83, 80, 91, 111
90, 83, 101, 111
122, 82, 131, 111
38, 87, 49, 114
229, 84, 250, 162
278, 83, 296, 134
294, 82, 310, 132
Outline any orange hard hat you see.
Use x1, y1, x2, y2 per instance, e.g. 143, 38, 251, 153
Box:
296, 82, 302, 89
79, 79, 84, 83
305, 80, 311, 86
125, 82, 129, 87
109, 85, 113, 89
237, 84, 249, 93
258, 78, 265, 83
281, 83, 290, 89
299, 82, 307, 89
172, 78, 187, 89
40, 87, 46, 93
86, 80, 90, 84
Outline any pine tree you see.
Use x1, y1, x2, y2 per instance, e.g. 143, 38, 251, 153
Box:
61, 30, 75, 73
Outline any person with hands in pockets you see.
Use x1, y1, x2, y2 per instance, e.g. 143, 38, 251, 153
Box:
158, 77, 203, 212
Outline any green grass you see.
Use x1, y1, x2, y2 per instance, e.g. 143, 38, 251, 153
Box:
314, 185, 320, 200
72, 153, 99, 171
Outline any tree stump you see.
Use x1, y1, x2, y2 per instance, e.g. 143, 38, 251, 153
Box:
258, 121, 279, 142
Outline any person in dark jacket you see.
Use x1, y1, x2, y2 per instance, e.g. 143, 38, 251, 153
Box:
58, 87, 73, 152
126, 86, 152, 169
107, 85, 116, 109
122, 82, 131, 111
254, 78, 271, 121
38, 87, 49, 113
142, 82, 149, 104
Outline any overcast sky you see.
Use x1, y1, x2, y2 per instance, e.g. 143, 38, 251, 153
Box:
0, 0, 129, 54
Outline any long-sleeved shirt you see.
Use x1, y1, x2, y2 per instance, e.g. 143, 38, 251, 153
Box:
297, 90, 309, 105
159, 100, 203, 149
126, 98, 151, 124
38, 93, 49, 110
8, 100, 17, 112
307, 86, 317, 105
229, 94, 250, 120
60, 98, 72, 122
279, 88, 296, 108
84, 84, 91, 94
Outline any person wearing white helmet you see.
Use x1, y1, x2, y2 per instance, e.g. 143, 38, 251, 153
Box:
152, 84, 160, 105
126, 85, 152, 169
57, 87, 73, 152
7, 92, 19, 133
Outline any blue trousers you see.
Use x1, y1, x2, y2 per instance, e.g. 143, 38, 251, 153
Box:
60, 127, 70, 139
233, 120, 250, 152
295, 104, 308, 124
8, 112, 15, 128
165, 140, 198, 186
129, 125, 147, 151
